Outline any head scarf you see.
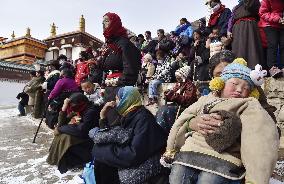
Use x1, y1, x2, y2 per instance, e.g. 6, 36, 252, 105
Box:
116, 86, 142, 116
103, 12, 128, 53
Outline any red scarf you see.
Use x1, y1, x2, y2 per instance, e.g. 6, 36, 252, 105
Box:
67, 102, 88, 116
208, 5, 225, 27
103, 12, 128, 53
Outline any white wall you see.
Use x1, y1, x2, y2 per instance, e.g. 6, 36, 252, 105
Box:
45, 51, 53, 61
72, 46, 85, 61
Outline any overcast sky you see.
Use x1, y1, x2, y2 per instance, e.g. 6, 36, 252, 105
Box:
1, 0, 235, 41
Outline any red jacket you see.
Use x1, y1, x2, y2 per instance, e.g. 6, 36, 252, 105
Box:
75, 61, 89, 85
258, 0, 284, 29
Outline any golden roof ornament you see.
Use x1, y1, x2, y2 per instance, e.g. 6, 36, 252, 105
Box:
50, 23, 57, 37
11, 31, 15, 39
25, 27, 31, 37
79, 15, 85, 32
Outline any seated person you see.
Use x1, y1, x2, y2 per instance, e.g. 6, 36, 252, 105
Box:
48, 69, 79, 101
46, 93, 100, 173
81, 79, 104, 106
163, 58, 279, 184
89, 86, 168, 184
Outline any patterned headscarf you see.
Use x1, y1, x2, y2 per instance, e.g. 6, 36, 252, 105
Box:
116, 86, 142, 116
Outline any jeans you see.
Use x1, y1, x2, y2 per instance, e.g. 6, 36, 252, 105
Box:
18, 103, 26, 116
148, 79, 163, 99
169, 164, 241, 184
264, 27, 284, 68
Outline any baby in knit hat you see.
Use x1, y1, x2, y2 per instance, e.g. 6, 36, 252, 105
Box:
163, 58, 279, 184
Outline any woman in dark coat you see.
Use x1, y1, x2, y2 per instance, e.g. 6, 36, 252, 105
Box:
89, 86, 168, 184
227, 0, 265, 69
95, 12, 142, 124
47, 93, 100, 173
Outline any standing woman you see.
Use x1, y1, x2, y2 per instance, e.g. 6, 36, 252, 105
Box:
227, 0, 264, 69
258, 0, 284, 76
95, 12, 141, 124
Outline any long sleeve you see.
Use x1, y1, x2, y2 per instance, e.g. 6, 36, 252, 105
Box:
240, 99, 279, 184
116, 38, 142, 86
48, 79, 63, 100
166, 96, 206, 152
58, 106, 100, 138
259, 0, 282, 24
93, 109, 167, 168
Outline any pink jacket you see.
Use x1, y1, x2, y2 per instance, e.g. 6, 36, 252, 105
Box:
258, 0, 284, 29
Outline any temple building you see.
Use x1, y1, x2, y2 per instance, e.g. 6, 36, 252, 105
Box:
0, 28, 47, 65
44, 15, 103, 61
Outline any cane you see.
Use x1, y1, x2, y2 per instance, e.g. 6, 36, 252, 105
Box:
32, 101, 49, 143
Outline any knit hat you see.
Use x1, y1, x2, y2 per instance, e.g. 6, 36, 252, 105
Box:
175, 66, 190, 80
209, 58, 267, 99
220, 58, 254, 88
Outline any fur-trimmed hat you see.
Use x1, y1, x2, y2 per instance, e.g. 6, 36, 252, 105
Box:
209, 58, 267, 99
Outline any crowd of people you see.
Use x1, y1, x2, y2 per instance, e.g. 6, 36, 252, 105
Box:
14, 0, 284, 183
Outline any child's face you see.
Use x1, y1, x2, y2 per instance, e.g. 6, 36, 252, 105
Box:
221, 78, 251, 98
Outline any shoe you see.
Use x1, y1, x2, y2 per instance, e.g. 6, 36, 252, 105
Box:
269, 66, 282, 78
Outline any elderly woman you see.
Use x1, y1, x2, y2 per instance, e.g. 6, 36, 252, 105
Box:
89, 86, 168, 184
46, 93, 100, 173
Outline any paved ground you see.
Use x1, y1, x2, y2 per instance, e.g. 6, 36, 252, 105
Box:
0, 108, 82, 184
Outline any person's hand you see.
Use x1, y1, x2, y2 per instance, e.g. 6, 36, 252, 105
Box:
194, 40, 200, 47
89, 127, 100, 139
189, 113, 223, 135
227, 32, 233, 39
54, 127, 60, 136
62, 98, 70, 112
70, 115, 81, 124
100, 101, 116, 119
221, 36, 231, 46
208, 33, 214, 39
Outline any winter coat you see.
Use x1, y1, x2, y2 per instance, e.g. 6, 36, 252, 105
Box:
157, 36, 175, 53
16, 92, 29, 106
48, 77, 79, 100
188, 40, 210, 64
142, 40, 158, 57
206, 5, 232, 36
258, 0, 284, 29
166, 93, 279, 183
47, 104, 99, 173
57, 104, 100, 138
98, 36, 142, 86
24, 76, 45, 106
164, 80, 197, 107
152, 60, 172, 82
42, 70, 61, 91
75, 61, 89, 85
174, 23, 193, 38
93, 107, 167, 169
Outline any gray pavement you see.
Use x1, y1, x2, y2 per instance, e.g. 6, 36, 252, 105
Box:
0, 108, 81, 184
